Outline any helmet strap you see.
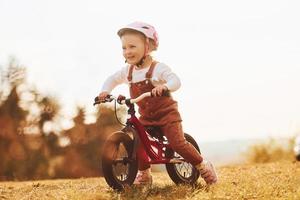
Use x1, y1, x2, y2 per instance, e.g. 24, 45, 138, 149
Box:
136, 57, 145, 68
136, 39, 150, 68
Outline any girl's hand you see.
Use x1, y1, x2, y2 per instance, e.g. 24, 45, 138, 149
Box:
151, 85, 168, 97
98, 91, 109, 102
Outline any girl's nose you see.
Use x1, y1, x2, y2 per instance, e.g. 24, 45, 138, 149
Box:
124, 50, 132, 56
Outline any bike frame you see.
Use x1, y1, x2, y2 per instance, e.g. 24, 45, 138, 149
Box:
125, 103, 185, 165
94, 92, 185, 165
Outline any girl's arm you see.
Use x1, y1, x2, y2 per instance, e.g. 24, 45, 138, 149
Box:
156, 63, 181, 92
101, 66, 128, 93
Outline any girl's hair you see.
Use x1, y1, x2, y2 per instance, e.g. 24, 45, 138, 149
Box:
118, 29, 157, 51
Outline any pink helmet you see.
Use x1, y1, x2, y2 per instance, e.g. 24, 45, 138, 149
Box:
117, 21, 159, 48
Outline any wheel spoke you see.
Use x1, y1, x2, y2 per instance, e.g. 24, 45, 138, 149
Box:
111, 142, 131, 182
175, 162, 193, 178
173, 151, 193, 178
165, 133, 200, 185
102, 132, 137, 191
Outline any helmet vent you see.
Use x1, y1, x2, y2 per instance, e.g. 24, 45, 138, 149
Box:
142, 26, 149, 29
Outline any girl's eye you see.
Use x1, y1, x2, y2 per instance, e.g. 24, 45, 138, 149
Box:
122, 45, 135, 50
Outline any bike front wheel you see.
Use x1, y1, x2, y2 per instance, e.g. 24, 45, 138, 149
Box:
165, 133, 201, 185
101, 131, 138, 191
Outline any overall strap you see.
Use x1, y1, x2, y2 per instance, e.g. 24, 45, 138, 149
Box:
145, 61, 158, 79
127, 65, 134, 82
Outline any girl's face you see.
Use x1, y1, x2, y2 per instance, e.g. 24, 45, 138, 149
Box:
121, 33, 146, 65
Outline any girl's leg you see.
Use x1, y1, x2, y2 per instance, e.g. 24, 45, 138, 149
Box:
134, 144, 152, 185
161, 122, 218, 184
137, 144, 150, 170
161, 121, 203, 166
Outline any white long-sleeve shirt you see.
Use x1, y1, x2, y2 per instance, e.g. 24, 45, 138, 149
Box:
101, 62, 181, 93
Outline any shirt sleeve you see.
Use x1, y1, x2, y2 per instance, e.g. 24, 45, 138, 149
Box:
156, 63, 181, 92
101, 66, 128, 93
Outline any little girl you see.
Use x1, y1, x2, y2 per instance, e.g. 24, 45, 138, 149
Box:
98, 21, 217, 185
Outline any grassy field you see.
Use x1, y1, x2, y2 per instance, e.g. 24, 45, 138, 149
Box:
0, 161, 300, 200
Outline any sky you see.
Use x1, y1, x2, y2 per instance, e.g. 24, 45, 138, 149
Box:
0, 0, 300, 142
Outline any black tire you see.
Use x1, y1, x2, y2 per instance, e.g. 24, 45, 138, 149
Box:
101, 131, 138, 191
165, 133, 201, 185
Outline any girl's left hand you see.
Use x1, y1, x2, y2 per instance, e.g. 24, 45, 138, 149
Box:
151, 85, 168, 97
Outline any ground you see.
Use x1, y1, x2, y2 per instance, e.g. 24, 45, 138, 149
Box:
0, 161, 300, 200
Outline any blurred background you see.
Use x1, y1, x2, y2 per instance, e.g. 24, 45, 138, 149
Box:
1, 0, 300, 180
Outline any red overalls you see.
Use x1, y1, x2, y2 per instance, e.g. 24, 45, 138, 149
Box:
128, 61, 203, 170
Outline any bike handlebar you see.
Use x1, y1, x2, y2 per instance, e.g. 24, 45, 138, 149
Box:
94, 92, 152, 106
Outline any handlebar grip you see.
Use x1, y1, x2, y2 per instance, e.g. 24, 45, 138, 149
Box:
162, 90, 171, 97
93, 96, 100, 106
93, 94, 114, 106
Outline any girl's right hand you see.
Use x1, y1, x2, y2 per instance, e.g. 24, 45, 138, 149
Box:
98, 91, 109, 102
151, 85, 168, 97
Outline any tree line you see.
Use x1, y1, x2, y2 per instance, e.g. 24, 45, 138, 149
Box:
0, 58, 124, 180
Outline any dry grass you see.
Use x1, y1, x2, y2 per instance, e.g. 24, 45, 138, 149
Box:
1, 161, 300, 200
245, 138, 295, 164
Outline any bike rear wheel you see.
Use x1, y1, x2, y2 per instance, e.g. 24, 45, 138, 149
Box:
101, 131, 138, 191
165, 133, 201, 185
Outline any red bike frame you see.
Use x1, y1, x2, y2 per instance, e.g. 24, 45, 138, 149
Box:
125, 103, 184, 165
95, 92, 185, 165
